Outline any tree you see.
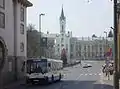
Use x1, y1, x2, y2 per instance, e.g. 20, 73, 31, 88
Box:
92, 34, 97, 38
61, 48, 67, 66
27, 24, 42, 57
27, 24, 35, 31
108, 30, 113, 37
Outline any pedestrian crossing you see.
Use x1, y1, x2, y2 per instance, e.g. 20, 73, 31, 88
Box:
79, 73, 102, 76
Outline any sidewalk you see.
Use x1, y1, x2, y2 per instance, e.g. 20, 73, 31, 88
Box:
4, 80, 25, 89
102, 73, 113, 86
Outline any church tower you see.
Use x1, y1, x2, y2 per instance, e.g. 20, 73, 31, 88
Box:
60, 6, 66, 34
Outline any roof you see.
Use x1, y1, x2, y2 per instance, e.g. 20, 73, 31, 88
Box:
26, 0, 33, 7
60, 6, 65, 20
13, 0, 33, 7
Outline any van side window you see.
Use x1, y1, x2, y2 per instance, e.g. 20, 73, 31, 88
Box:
48, 63, 51, 67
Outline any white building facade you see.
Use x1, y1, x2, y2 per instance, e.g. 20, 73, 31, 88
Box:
44, 7, 114, 64
75, 37, 113, 60
0, 0, 32, 85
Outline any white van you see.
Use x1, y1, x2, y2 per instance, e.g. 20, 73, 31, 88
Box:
25, 58, 63, 84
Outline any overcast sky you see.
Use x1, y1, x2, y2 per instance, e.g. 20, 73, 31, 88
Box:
27, 0, 113, 37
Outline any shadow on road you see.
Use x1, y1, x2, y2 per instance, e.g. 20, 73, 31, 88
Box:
6, 80, 113, 89
93, 84, 113, 89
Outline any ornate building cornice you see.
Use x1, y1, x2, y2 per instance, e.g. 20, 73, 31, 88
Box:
13, 0, 33, 7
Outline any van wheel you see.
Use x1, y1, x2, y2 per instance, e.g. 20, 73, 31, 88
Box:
51, 75, 54, 83
45, 77, 49, 84
26, 79, 30, 84
59, 73, 61, 81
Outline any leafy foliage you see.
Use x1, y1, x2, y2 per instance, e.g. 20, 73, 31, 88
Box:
27, 24, 42, 57
92, 34, 97, 38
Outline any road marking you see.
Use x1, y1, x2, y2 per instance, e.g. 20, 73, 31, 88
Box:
100, 69, 104, 89
80, 74, 83, 75
94, 73, 97, 75
78, 73, 102, 76
89, 73, 92, 75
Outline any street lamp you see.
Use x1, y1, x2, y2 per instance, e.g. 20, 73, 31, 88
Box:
104, 31, 108, 58
39, 13, 45, 58
110, 26, 114, 30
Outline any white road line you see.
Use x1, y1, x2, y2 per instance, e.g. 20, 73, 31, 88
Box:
80, 74, 83, 75
100, 69, 104, 89
94, 73, 97, 75
89, 73, 92, 75
85, 74, 88, 76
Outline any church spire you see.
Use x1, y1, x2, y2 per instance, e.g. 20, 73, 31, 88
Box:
60, 5, 65, 20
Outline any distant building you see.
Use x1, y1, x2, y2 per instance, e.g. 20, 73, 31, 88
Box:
74, 37, 113, 60
43, 7, 114, 64
0, 0, 32, 85
55, 7, 72, 64
43, 33, 56, 58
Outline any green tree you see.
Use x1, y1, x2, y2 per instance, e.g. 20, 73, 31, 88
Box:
92, 34, 97, 38
27, 24, 41, 57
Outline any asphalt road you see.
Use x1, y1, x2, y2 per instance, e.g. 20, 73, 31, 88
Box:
8, 61, 113, 89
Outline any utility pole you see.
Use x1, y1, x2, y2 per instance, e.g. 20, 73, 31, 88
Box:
114, 0, 119, 88
39, 13, 45, 58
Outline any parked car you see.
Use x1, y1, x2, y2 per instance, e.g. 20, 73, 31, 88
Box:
83, 63, 92, 68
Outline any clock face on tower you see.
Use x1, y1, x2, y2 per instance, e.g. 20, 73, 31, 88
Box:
61, 20, 64, 24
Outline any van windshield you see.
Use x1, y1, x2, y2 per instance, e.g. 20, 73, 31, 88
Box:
27, 60, 47, 74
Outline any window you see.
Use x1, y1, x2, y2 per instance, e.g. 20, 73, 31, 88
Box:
70, 44, 73, 52
0, 12, 5, 28
84, 45, 86, 52
20, 7, 24, 22
58, 48, 59, 52
61, 38, 64, 43
0, 0, 5, 8
20, 42, 24, 52
61, 44, 64, 47
57, 44, 59, 46
20, 24, 24, 34
66, 44, 68, 51
48, 63, 51, 67
62, 25, 64, 32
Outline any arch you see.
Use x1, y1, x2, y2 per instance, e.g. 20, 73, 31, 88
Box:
0, 36, 7, 72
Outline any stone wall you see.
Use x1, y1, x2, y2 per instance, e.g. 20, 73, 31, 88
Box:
1, 56, 26, 86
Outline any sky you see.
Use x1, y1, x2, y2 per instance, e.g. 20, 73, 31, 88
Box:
27, 0, 113, 37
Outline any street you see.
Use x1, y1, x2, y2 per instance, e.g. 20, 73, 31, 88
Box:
7, 61, 113, 89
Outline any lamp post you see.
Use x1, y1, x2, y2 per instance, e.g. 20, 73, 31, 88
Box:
104, 31, 108, 59
39, 13, 45, 58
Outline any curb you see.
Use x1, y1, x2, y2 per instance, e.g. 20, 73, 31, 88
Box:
4, 80, 25, 89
